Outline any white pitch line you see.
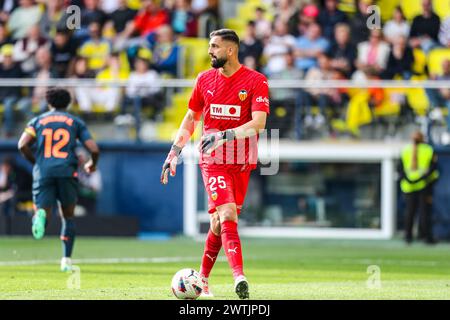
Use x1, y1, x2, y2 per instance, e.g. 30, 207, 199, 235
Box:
0, 256, 227, 267
1, 257, 442, 267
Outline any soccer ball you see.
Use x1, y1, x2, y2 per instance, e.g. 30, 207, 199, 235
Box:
171, 268, 203, 299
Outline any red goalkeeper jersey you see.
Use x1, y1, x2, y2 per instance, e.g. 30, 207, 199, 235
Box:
188, 65, 270, 172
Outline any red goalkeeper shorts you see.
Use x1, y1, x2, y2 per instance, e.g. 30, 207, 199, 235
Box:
200, 168, 251, 214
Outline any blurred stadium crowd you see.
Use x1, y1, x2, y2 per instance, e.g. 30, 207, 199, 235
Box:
0, 0, 449, 142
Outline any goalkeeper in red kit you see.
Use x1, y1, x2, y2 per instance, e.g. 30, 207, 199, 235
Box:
160, 29, 269, 299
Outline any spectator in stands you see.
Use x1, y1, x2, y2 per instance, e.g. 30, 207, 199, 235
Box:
100, 0, 120, 14
239, 20, 264, 72
383, 6, 410, 44
295, 53, 344, 139
69, 55, 96, 111
7, 0, 41, 40
121, 50, 162, 139
13, 24, 48, 76
317, 0, 347, 42
353, 29, 390, 80
39, 0, 67, 39
191, 0, 219, 38
426, 59, 450, 134
106, 0, 137, 35
79, 21, 112, 73
382, 35, 414, 80
77, 53, 128, 112
274, 0, 296, 25
69, 55, 96, 80
19, 46, 57, 114
268, 49, 303, 115
0, 21, 12, 47
327, 23, 356, 78
254, 6, 271, 40
439, 14, 450, 47
123, 0, 169, 38
0, 44, 29, 137
68, 0, 84, 8
349, 0, 372, 46
262, 18, 296, 76
0, 0, 19, 24
50, 28, 78, 77
287, 3, 318, 38
191, 0, 218, 18
409, 0, 441, 53
293, 22, 329, 73
72, 0, 108, 41
151, 24, 179, 77
169, 0, 197, 37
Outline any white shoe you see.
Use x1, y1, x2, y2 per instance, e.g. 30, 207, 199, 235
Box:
200, 276, 214, 298
60, 257, 73, 272
234, 275, 249, 299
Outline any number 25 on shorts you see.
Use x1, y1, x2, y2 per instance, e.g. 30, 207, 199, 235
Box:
209, 176, 226, 191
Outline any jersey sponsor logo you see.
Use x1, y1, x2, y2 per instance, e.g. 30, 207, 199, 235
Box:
207, 90, 214, 96
210, 104, 241, 119
256, 96, 269, 106
238, 89, 248, 101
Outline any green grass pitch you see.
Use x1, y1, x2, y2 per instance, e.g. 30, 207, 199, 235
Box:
0, 236, 449, 300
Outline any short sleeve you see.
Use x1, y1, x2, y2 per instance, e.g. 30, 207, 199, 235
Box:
77, 119, 93, 143
251, 74, 270, 114
24, 117, 38, 137
188, 74, 205, 112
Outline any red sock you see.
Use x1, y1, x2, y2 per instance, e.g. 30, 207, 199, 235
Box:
200, 229, 222, 278
221, 220, 244, 279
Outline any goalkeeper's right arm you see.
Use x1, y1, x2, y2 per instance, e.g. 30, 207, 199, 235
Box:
160, 109, 202, 185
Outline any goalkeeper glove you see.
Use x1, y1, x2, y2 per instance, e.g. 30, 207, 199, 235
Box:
160, 145, 182, 185
201, 129, 235, 155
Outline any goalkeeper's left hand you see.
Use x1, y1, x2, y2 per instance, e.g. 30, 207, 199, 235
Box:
200, 129, 235, 155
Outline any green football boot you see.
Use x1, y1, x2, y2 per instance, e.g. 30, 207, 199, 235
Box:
32, 209, 46, 240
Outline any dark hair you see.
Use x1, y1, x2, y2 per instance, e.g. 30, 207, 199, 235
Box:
209, 29, 240, 46
56, 26, 71, 35
394, 6, 406, 20
46, 88, 71, 110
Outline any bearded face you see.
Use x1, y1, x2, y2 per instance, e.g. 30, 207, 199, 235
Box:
210, 55, 227, 69
208, 36, 233, 69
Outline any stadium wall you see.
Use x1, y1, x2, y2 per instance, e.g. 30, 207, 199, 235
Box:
419, 146, 450, 240
1, 142, 450, 239
0, 141, 183, 235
